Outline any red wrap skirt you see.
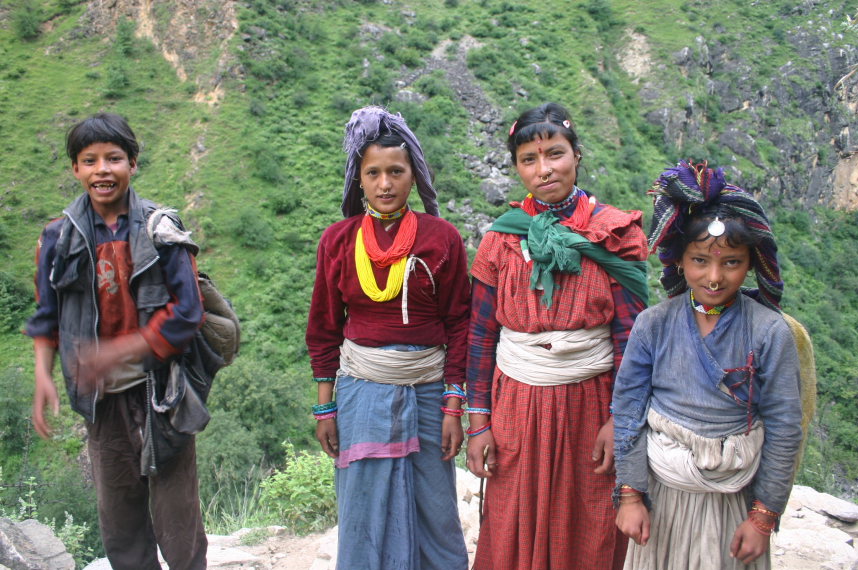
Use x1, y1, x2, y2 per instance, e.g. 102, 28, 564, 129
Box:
473, 368, 627, 570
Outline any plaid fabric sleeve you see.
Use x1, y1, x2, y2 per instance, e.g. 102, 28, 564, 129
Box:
466, 278, 501, 409
609, 281, 647, 381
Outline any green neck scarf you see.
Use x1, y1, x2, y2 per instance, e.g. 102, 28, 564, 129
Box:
490, 208, 649, 307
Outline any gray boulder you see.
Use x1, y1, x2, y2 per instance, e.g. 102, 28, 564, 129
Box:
0, 518, 75, 570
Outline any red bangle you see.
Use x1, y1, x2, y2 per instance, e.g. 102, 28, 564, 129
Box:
747, 511, 776, 536
466, 422, 492, 436
441, 406, 464, 417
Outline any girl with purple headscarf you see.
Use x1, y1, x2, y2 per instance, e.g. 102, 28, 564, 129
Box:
612, 160, 804, 569
306, 106, 469, 569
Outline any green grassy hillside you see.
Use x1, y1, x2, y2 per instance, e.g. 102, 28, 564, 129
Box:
1, 0, 857, 561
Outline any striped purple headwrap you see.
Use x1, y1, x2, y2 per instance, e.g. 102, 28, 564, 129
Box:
341, 106, 439, 218
648, 160, 783, 311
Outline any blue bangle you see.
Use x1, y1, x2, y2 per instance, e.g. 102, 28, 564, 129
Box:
314, 377, 336, 383
467, 407, 492, 415
313, 402, 337, 415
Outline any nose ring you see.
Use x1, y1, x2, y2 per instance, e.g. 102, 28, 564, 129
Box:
540, 168, 554, 183
708, 282, 720, 291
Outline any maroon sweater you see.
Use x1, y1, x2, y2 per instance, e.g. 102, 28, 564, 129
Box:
306, 212, 471, 384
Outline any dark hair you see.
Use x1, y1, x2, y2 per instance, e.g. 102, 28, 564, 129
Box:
66, 113, 139, 163
358, 132, 433, 182
681, 207, 761, 253
359, 132, 410, 165
508, 102, 581, 164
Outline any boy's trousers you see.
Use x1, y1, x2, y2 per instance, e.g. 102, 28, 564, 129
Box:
86, 383, 207, 570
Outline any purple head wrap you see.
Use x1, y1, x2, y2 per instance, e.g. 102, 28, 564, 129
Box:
648, 160, 783, 311
341, 106, 439, 218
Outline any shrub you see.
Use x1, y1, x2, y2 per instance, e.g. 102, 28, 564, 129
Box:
206, 357, 313, 459
12, 0, 42, 41
103, 64, 130, 98
196, 410, 264, 502
259, 443, 336, 534
230, 208, 273, 249
0, 272, 33, 333
114, 18, 136, 57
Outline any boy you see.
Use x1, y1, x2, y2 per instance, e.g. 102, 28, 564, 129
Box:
25, 113, 207, 569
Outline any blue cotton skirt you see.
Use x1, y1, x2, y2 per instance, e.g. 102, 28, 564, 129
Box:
334, 358, 467, 570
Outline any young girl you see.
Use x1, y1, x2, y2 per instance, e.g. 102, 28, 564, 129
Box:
612, 160, 803, 570
306, 106, 469, 569
466, 102, 649, 570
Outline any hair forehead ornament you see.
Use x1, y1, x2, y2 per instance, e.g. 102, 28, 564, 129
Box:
708, 217, 726, 237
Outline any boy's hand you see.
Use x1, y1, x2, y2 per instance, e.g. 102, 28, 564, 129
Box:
33, 338, 60, 439
33, 370, 60, 439
77, 333, 151, 393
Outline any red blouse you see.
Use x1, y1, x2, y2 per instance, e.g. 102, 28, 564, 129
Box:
306, 212, 471, 384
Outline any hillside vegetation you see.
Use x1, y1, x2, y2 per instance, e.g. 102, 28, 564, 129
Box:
1, 0, 857, 563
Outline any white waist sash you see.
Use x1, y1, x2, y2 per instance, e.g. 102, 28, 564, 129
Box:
647, 408, 764, 494
495, 325, 613, 386
338, 338, 445, 386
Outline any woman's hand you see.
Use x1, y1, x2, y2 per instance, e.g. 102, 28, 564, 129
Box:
592, 415, 615, 474
316, 418, 339, 458
730, 519, 770, 564
466, 431, 496, 478
441, 415, 464, 461
616, 501, 650, 545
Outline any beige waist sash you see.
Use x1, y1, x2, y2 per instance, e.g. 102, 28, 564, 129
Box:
495, 325, 613, 386
647, 408, 764, 494
338, 338, 445, 386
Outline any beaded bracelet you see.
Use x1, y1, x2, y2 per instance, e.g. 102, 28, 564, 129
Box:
467, 407, 492, 415
747, 511, 775, 536
314, 411, 338, 421
313, 401, 337, 416
313, 377, 336, 383
466, 422, 492, 437
750, 500, 779, 518
441, 406, 465, 417
618, 485, 644, 502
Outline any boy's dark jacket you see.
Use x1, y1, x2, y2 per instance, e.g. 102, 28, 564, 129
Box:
49, 188, 202, 472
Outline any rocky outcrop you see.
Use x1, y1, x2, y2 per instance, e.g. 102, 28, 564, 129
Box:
774, 485, 858, 569
0, 518, 75, 570
397, 35, 515, 211
72, 0, 240, 104
630, 11, 858, 210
